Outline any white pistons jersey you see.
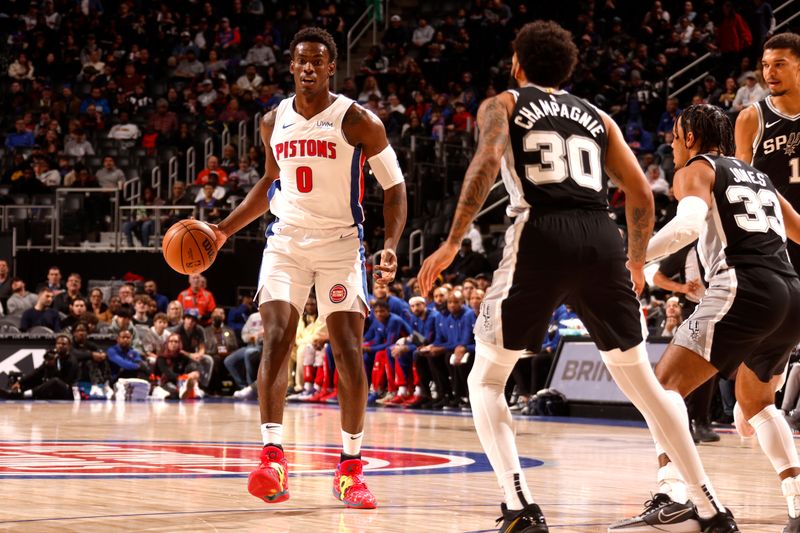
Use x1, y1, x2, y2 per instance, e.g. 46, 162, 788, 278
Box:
268, 94, 366, 229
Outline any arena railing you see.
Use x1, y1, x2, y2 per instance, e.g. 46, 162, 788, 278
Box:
186, 146, 196, 184
0, 204, 56, 251
53, 187, 120, 251
167, 156, 178, 196
408, 229, 424, 268
237, 120, 248, 160
116, 205, 197, 251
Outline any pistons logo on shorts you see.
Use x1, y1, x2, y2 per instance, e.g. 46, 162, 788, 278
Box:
329, 284, 348, 304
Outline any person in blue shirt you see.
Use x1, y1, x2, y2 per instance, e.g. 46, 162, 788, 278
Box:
20, 288, 61, 332
416, 291, 475, 410
362, 299, 412, 401
227, 294, 255, 341
387, 296, 439, 406
372, 285, 411, 322
107, 330, 150, 380
5, 118, 35, 150
143, 279, 169, 313
79, 87, 111, 115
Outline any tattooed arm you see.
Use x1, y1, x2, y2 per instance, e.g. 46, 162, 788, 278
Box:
601, 111, 655, 295
418, 93, 512, 295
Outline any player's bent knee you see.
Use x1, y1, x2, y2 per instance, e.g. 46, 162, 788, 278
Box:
475, 340, 523, 367
748, 404, 782, 429
600, 342, 648, 367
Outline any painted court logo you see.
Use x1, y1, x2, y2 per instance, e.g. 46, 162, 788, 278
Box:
329, 284, 347, 304
0, 440, 543, 479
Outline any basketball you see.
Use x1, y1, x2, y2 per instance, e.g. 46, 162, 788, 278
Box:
162, 219, 218, 275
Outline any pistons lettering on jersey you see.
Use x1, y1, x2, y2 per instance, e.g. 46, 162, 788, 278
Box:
513, 98, 605, 138
762, 133, 800, 156
274, 140, 337, 161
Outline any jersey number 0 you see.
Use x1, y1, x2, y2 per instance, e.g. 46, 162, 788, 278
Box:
296, 166, 313, 193
523, 131, 603, 191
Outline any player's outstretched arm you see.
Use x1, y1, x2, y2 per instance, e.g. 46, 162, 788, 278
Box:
734, 105, 758, 164
601, 112, 655, 294
778, 192, 800, 244
212, 110, 280, 248
343, 102, 407, 286
418, 93, 512, 296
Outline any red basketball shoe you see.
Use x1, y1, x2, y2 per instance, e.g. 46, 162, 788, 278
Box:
248, 445, 290, 503
332, 459, 377, 509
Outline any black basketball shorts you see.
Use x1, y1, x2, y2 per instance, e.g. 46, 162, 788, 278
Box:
673, 266, 800, 382
475, 209, 645, 353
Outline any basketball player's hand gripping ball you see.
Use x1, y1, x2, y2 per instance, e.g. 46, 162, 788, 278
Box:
162, 219, 218, 274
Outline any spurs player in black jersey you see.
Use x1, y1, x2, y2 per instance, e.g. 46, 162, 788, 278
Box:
610, 105, 800, 533
418, 21, 741, 533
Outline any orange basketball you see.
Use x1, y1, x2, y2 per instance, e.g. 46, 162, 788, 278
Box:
162, 219, 218, 274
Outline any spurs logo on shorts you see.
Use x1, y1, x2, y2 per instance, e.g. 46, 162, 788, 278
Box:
688, 320, 701, 342
330, 284, 347, 304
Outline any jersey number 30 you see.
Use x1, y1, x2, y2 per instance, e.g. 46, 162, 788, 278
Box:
523, 131, 602, 191
726, 185, 786, 240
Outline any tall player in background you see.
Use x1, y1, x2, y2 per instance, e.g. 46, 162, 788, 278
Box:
419, 21, 736, 533
210, 28, 407, 509
732, 33, 800, 436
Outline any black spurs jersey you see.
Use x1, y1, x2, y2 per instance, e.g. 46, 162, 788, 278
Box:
689, 154, 796, 279
751, 97, 800, 207
500, 84, 610, 215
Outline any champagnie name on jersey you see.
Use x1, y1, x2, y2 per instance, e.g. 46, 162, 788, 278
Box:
513, 98, 605, 138
274, 139, 337, 161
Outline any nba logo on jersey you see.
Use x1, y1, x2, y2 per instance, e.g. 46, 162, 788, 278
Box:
329, 284, 347, 303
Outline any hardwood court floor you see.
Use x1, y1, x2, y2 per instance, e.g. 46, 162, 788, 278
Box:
0, 400, 791, 532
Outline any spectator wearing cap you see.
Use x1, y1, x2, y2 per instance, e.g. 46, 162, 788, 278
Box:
172, 31, 201, 60
174, 307, 215, 391
217, 17, 241, 54
243, 35, 276, 67
697, 75, 722, 104
732, 71, 768, 111
197, 78, 218, 108
383, 15, 409, 57
5, 119, 35, 150
178, 273, 217, 324
236, 65, 263, 96
196, 155, 228, 185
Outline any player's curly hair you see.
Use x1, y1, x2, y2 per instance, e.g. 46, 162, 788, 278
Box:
290, 27, 338, 63
512, 21, 578, 88
679, 104, 735, 156
764, 32, 800, 59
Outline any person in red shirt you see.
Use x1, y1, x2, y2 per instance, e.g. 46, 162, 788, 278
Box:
177, 273, 217, 324
196, 155, 229, 185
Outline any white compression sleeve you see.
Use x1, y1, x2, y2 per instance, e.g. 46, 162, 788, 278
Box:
750, 405, 800, 474
646, 196, 709, 263
367, 145, 405, 190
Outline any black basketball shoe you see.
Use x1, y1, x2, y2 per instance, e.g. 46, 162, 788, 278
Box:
784, 516, 800, 533
607, 493, 700, 532
496, 502, 549, 533
697, 508, 739, 532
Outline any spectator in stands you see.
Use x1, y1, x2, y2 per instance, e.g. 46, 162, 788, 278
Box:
362, 299, 413, 401
357, 75, 382, 103
132, 295, 153, 326
196, 155, 228, 185
53, 272, 84, 314
227, 294, 254, 340
217, 17, 241, 54
61, 297, 88, 331
20, 288, 61, 332
95, 156, 125, 190
204, 307, 238, 359
123, 186, 162, 247
716, 1, 752, 75
0, 260, 10, 305
392, 295, 440, 406
71, 322, 112, 395
117, 283, 135, 306
8, 52, 35, 80
469, 288, 484, 317
33, 158, 61, 187
107, 329, 150, 380
660, 296, 684, 337
109, 306, 143, 351
732, 70, 768, 111
147, 99, 178, 141
143, 312, 170, 356
10, 334, 77, 400
243, 35, 276, 67
37, 267, 64, 294
5, 119, 36, 151
430, 286, 449, 315
153, 333, 203, 399
229, 158, 259, 188
166, 300, 183, 327
226, 309, 263, 396
174, 308, 214, 391
412, 18, 435, 49
178, 273, 217, 324
89, 287, 112, 323
63, 129, 95, 158
7, 278, 38, 315
219, 144, 238, 174
174, 50, 205, 80
197, 78, 218, 108
443, 239, 489, 283
80, 86, 111, 115
236, 65, 263, 96
383, 15, 409, 58
717, 76, 738, 112
696, 75, 722, 104
196, 183, 223, 222
116, 62, 144, 96
143, 280, 169, 313
656, 97, 682, 143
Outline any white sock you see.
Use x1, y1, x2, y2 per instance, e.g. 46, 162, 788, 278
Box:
658, 462, 688, 504
260, 423, 283, 446
782, 477, 800, 518
414, 385, 422, 396
750, 405, 800, 474
469, 343, 534, 511
303, 382, 312, 391
398, 385, 407, 396
342, 429, 363, 457
600, 344, 724, 518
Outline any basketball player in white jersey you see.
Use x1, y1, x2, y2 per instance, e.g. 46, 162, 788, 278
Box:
210, 27, 407, 509
419, 21, 744, 533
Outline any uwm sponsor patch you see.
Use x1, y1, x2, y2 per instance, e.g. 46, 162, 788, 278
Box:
0, 441, 541, 479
